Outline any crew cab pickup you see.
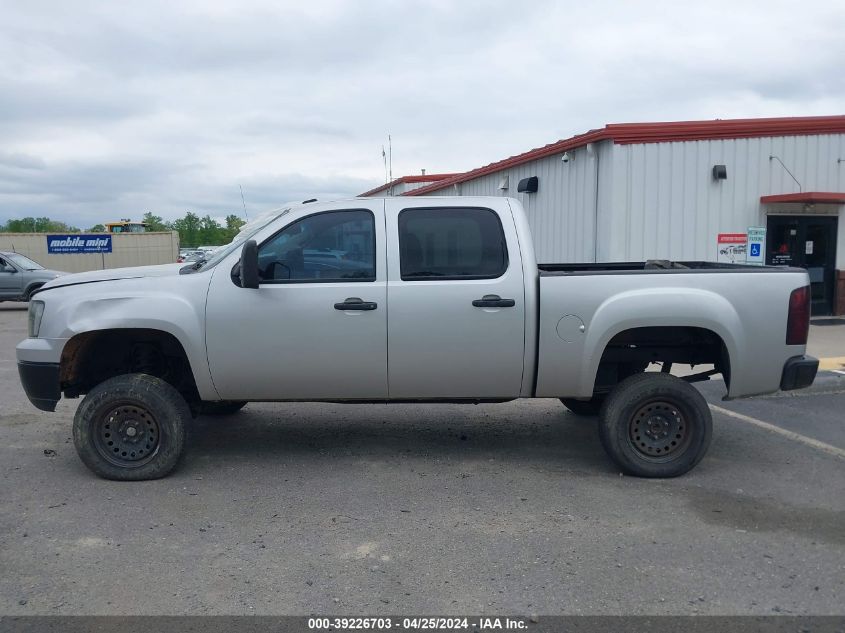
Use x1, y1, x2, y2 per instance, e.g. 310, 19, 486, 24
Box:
17, 197, 818, 480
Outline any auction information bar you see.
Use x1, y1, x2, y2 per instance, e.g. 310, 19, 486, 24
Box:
2, 616, 845, 633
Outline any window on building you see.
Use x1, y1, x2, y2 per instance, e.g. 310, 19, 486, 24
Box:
257, 210, 375, 282
398, 207, 508, 280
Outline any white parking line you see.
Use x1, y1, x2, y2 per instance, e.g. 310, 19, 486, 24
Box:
709, 404, 845, 460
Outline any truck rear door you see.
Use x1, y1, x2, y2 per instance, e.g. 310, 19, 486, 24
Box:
385, 200, 525, 398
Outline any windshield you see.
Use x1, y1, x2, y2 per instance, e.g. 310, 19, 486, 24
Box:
183, 209, 290, 273
6, 253, 44, 270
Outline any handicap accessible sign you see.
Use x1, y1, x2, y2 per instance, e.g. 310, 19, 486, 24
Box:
47, 234, 112, 254
746, 227, 766, 266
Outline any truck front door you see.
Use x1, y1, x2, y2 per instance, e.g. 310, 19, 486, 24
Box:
205, 202, 388, 400
385, 202, 526, 398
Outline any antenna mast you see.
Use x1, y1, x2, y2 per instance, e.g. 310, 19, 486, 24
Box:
239, 184, 249, 220
382, 145, 388, 184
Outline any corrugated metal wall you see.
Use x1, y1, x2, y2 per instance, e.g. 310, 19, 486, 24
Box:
418, 133, 845, 265
608, 134, 845, 261
419, 142, 609, 263
0, 231, 180, 273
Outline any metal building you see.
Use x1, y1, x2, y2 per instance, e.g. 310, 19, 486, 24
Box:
359, 172, 457, 197
376, 116, 845, 315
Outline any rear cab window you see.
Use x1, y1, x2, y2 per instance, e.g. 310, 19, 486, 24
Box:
398, 207, 508, 280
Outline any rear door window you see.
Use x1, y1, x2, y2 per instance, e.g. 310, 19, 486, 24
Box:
398, 207, 508, 280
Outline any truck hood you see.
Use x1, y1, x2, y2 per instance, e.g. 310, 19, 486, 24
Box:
40, 263, 185, 291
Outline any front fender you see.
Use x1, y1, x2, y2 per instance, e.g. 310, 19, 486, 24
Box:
24, 276, 218, 400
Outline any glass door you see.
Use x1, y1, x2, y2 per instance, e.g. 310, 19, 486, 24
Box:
804, 217, 837, 315
766, 215, 838, 315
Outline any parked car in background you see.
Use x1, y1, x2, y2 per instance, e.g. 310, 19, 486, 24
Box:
0, 252, 66, 302
177, 246, 219, 263
177, 250, 203, 263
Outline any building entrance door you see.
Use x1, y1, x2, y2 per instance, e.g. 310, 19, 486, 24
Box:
766, 215, 838, 315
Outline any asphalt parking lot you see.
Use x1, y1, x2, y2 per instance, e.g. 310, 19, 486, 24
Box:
1, 303, 844, 616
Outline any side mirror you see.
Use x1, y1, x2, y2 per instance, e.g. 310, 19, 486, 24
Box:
1, 264, 15, 273
240, 240, 260, 289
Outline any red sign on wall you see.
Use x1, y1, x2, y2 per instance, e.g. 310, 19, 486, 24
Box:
717, 233, 747, 264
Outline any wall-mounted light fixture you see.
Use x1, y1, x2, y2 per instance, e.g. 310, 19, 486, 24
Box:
498, 175, 509, 191
769, 155, 802, 192
561, 152, 571, 163
712, 164, 727, 180
517, 176, 539, 193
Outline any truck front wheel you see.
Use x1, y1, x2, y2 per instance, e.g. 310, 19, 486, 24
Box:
73, 373, 190, 480
598, 373, 712, 478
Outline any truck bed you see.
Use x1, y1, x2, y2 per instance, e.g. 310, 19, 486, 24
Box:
538, 261, 803, 275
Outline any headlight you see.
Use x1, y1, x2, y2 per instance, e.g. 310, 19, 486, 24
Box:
28, 300, 45, 338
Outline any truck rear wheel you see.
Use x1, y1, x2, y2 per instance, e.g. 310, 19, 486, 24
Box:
598, 373, 712, 478
560, 362, 648, 416
73, 373, 189, 480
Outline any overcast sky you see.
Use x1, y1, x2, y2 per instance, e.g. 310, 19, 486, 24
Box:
1, 0, 843, 228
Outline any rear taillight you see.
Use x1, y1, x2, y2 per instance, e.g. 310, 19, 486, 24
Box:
786, 285, 810, 345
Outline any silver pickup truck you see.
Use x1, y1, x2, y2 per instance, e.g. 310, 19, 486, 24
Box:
16, 197, 818, 480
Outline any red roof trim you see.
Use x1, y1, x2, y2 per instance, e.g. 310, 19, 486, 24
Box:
405, 115, 845, 196
358, 173, 457, 197
401, 174, 456, 183
760, 192, 845, 204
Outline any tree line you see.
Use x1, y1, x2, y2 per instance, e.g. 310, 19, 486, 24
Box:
0, 212, 246, 248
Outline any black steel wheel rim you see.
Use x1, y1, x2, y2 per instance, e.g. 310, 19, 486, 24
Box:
627, 399, 691, 462
92, 402, 160, 468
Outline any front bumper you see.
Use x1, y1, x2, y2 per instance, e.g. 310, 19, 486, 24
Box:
780, 355, 819, 391
17, 361, 61, 412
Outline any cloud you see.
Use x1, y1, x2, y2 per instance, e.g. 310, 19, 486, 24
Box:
0, 155, 373, 227
0, 0, 842, 227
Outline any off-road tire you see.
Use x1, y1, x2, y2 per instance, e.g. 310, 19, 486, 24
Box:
200, 400, 248, 415
560, 362, 648, 416
598, 373, 712, 478
73, 373, 190, 480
